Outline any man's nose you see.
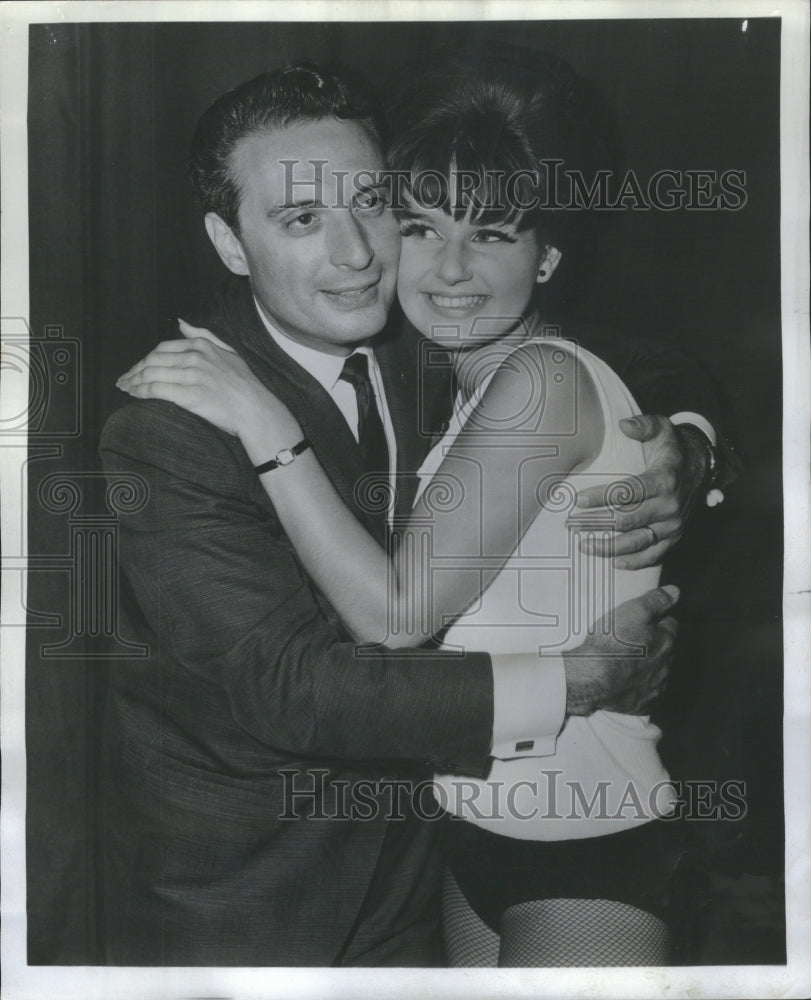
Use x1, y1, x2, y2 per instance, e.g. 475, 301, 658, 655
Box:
328, 211, 374, 270
435, 241, 472, 285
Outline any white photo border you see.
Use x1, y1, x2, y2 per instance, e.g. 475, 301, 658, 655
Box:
2, 2, 808, 998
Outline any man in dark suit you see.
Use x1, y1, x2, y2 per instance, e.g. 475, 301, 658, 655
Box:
100, 63, 721, 966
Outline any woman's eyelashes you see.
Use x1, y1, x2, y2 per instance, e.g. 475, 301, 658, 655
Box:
472, 229, 518, 244
399, 220, 438, 239
399, 218, 518, 244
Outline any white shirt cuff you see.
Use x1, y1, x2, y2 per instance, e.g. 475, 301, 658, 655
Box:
490, 653, 567, 759
669, 411, 717, 446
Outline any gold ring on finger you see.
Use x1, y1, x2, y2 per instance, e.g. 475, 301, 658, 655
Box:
642, 525, 659, 546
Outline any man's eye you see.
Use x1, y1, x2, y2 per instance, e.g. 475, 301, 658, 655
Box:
354, 189, 386, 214
399, 221, 440, 240
287, 212, 318, 230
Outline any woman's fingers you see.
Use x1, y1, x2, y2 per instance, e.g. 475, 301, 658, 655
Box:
118, 378, 198, 407
114, 325, 261, 440
118, 363, 201, 389
178, 318, 235, 353
118, 338, 220, 381
139, 337, 212, 355
117, 371, 241, 436
118, 355, 191, 384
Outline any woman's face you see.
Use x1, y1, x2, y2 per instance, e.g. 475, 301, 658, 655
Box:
395, 202, 558, 350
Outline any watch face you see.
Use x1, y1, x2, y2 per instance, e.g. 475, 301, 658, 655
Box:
277, 449, 295, 466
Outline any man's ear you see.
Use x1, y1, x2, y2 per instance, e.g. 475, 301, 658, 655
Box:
536, 245, 563, 284
204, 213, 250, 276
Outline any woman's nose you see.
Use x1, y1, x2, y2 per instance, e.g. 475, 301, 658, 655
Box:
435, 241, 472, 285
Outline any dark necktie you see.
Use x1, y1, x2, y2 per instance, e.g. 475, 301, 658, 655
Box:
339, 353, 390, 476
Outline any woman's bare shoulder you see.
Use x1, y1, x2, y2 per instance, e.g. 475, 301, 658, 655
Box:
473, 338, 601, 440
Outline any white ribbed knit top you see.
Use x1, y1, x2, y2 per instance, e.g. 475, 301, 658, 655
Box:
417, 337, 676, 840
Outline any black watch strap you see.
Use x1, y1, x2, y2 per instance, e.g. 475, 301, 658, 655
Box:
677, 424, 724, 507
254, 438, 311, 475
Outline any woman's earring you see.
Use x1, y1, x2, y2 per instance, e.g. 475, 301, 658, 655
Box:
536, 247, 562, 284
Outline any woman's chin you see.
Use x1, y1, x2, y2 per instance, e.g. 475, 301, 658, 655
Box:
402, 304, 510, 352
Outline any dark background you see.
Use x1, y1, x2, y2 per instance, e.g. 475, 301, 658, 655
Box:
26, 18, 784, 965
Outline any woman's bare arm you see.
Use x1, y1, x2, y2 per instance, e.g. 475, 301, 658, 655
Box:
246, 341, 602, 645
119, 335, 602, 647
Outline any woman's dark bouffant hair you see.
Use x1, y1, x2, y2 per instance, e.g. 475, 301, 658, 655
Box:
386, 44, 618, 261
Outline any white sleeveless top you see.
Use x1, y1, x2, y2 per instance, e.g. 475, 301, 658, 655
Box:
416, 338, 676, 840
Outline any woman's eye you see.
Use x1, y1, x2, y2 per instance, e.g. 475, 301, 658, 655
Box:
472, 229, 517, 244
399, 221, 440, 240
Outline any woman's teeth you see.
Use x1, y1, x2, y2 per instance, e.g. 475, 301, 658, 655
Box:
427, 294, 487, 309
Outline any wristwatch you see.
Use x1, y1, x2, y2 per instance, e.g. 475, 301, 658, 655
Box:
679, 424, 724, 506
253, 439, 311, 475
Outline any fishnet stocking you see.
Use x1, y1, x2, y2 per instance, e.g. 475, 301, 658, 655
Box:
499, 897, 671, 967
442, 871, 500, 967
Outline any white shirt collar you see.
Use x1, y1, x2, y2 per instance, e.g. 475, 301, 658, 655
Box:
253, 297, 374, 392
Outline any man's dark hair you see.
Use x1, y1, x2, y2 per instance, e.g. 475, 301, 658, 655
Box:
189, 61, 386, 235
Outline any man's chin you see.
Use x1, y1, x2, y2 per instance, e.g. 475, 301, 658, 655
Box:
321, 302, 391, 342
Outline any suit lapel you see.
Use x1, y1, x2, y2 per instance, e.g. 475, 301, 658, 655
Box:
209, 278, 385, 543
376, 317, 456, 522
375, 326, 424, 521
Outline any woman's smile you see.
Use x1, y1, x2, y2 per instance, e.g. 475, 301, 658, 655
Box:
422, 291, 490, 314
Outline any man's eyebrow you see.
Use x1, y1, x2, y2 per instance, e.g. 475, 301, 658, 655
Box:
266, 198, 323, 218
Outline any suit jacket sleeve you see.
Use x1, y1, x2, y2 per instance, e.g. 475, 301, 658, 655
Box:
573, 324, 743, 489
100, 399, 493, 774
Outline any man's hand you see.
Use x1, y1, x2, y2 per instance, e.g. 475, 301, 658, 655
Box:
575, 415, 708, 569
563, 585, 679, 716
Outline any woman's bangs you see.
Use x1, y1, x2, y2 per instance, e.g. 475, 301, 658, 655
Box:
393, 124, 540, 228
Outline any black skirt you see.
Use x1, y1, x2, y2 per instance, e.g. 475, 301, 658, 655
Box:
447, 816, 688, 932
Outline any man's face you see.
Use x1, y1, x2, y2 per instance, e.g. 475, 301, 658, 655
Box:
223, 118, 400, 355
